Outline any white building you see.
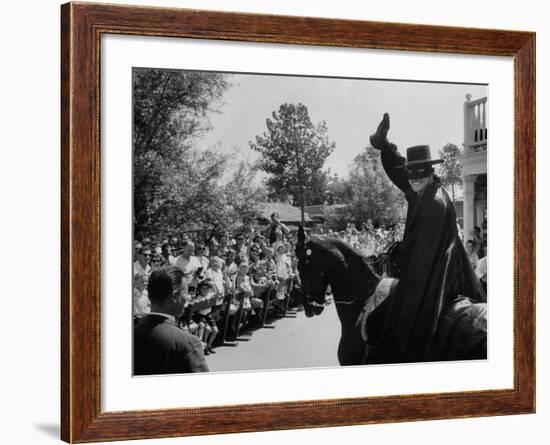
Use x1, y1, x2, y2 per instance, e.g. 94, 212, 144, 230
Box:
460, 94, 487, 240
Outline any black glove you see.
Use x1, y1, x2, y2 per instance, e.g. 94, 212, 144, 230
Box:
369, 113, 397, 152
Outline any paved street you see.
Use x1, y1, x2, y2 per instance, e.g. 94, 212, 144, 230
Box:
206, 303, 341, 373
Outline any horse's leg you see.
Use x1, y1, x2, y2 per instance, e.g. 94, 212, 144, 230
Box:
338, 324, 366, 366
333, 304, 367, 365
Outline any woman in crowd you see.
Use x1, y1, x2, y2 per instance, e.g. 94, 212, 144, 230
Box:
133, 272, 151, 318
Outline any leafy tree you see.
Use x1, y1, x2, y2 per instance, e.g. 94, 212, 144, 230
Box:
324, 172, 352, 205
302, 170, 331, 205
250, 103, 335, 223
134, 69, 229, 156
135, 146, 230, 237
345, 146, 406, 227
133, 69, 230, 236
221, 160, 269, 228
438, 143, 463, 202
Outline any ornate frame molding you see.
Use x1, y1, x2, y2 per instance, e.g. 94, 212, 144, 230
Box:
61, 2, 535, 442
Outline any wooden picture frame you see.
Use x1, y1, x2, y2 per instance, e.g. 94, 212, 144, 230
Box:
61, 2, 535, 442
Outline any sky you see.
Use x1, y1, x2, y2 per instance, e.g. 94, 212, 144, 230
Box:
195, 72, 487, 177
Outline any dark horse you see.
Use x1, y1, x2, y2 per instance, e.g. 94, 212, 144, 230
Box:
295, 227, 487, 366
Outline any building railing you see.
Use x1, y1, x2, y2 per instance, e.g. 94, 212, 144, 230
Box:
464, 95, 487, 153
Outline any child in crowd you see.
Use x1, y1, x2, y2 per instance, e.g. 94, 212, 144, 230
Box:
249, 266, 267, 316
196, 280, 218, 355
224, 249, 238, 284
186, 281, 206, 343
234, 261, 263, 324
275, 243, 292, 302
261, 246, 277, 285
206, 256, 231, 305
235, 261, 253, 312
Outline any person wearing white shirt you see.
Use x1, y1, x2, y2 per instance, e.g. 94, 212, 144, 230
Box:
175, 240, 203, 290
476, 255, 488, 293
206, 257, 228, 300
465, 239, 479, 270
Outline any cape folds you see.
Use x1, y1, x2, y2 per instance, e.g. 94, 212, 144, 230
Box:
370, 147, 485, 363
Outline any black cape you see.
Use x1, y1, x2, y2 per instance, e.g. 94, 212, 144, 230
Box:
368, 147, 485, 363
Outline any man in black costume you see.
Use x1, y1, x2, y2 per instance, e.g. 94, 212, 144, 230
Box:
367, 113, 485, 364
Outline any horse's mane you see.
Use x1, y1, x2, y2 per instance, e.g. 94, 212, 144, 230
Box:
309, 236, 380, 280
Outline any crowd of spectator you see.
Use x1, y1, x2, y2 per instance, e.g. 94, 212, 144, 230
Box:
133, 213, 301, 356
318, 220, 404, 259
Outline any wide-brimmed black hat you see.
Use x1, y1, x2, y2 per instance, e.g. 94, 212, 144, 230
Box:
401, 145, 443, 168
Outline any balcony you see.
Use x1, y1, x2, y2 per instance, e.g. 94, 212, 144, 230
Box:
464, 95, 487, 153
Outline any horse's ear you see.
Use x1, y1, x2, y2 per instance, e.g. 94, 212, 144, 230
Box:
297, 225, 306, 247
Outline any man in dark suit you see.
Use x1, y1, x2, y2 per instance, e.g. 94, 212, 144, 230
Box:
134, 266, 209, 375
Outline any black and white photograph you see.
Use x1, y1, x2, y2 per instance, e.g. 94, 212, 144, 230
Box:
132, 68, 489, 375
4, 0, 546, 443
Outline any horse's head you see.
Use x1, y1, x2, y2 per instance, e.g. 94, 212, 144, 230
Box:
295, 226, 329, 318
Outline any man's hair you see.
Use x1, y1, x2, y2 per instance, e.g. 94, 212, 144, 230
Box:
147, 266, 184, 304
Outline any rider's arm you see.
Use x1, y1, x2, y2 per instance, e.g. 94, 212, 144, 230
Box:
380, 148, 410, 194
371, 113, 410, 194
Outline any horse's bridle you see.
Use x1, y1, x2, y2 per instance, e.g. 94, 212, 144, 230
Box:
299, 248, 328, 309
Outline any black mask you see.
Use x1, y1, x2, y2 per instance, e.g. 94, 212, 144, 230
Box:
406, 166, 433, 180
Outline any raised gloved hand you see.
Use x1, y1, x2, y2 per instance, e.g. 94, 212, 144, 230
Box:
369, 113, 397, 152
